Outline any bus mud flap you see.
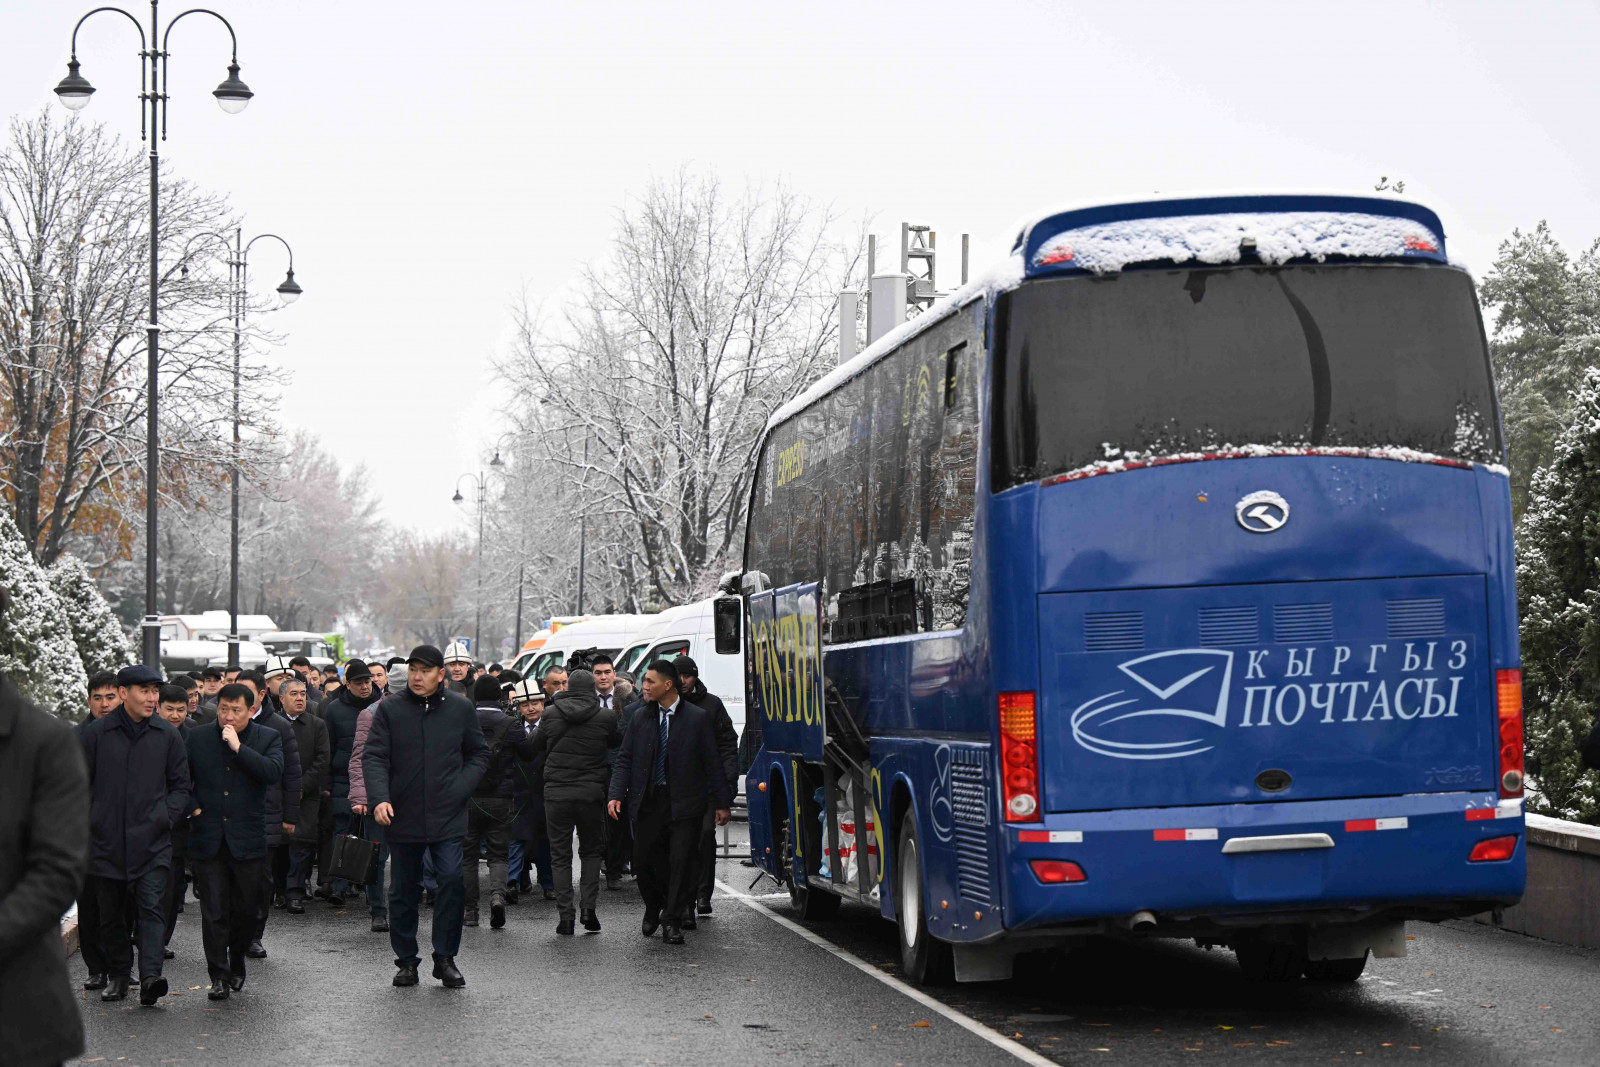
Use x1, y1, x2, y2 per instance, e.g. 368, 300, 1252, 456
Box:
1307, 920, 1407, 961
952, 942, 1018, 983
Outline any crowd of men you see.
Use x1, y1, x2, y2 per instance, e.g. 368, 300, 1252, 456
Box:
65, 640, 738, 1004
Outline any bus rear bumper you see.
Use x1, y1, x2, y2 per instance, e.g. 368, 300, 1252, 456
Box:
1000, 792, 1525, 936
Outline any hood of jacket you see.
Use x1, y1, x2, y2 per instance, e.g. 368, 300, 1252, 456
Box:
336, 685, 382, 712
552, 669, 598, 724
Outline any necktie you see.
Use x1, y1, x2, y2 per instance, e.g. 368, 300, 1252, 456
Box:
654, 709, 669, 785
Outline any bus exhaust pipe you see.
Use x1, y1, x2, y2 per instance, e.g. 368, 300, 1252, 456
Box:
1126, 910, 1158, 933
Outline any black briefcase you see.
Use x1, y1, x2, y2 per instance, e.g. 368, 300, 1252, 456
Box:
329, 815, 381, 885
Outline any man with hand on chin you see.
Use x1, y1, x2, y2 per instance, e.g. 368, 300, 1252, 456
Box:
184, 684, 283, 1000
363, 645, 488, 989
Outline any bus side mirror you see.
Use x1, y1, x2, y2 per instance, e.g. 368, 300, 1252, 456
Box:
713, 596, 742, 656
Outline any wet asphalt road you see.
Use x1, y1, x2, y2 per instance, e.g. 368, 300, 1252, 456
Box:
76, 832, 1598, 1066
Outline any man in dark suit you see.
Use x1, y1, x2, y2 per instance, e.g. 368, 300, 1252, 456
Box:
238, 670, 301, 959
156, 684, 196, 956
608, 659, 732, 945
280, 676, 329, 914
185, 684, 284, 1000
79, 664, 191, 1006
0, 673, 89, 1067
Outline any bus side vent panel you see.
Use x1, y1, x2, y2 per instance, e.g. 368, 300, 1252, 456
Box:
1084, 611, 1144, 652
949, 755, 992, 906
1273, 603, 1334, 644
1198, 605, 1260, 646
1387, 597, 1447, 639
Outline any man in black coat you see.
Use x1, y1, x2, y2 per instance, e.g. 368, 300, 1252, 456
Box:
322, 658, 379, 903
76, 670, 123, 991
540, 668, 620, 935
364, 644, 489, 989
506, 682, 553, 901
79, 664, 191, 1005
463, 675, 536, 929
676, 657, 740, 918
156, 685, 196, 954
238, 670, 301, 959
185, 684, 284, 1000
281, 676, 329, 914
0, 674, 89, 1067
608, 659, 731, 945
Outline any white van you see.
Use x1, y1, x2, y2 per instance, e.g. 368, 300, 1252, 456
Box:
624, 597, 746, 741
522, 614, 648, 681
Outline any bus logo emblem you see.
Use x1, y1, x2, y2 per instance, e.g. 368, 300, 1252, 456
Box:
1236, 490, 1290, 533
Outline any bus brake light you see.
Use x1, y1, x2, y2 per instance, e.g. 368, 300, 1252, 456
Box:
1496, 669, 1523, 798
1029, 859, 1086, 883
999, 691, 1039, 821
1468, 835, 1519, 862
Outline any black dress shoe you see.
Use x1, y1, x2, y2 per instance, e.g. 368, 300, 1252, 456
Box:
326, 892, 346, 906
683, 913, 699, 930
581, 908, 600, 932
207, 979, 230, 1001
163, 947, 175, 959
286, 897, 305, 914
490, 897, 506, 929
393, 963, 419, 987
605, 876, 622, 891
503, 888, 519, 906
83, 972, 108, 991
138, 975, 168, 1006
432, 957, 466, 988
641, 911, 660, 937
227, 972, 246, 992
101, 976, 130, 1001
662, 923, 685, 945
542, 887, 556, 901
464, 909, 479, 928
272, 893, 287, 909
697, 897, 713, 915
371, 915, 389, 933
245, 939, 267, 959
556, 917, 575, 936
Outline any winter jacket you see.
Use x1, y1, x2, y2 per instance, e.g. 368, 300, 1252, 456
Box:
608, 696, 732, 830
1, 677, 88, 1067
184, 719, 284, 862
286, 709, 329, 846
78, 705, 191, 881
253, 707, 303, 846
472, 705, 538, 799
539, 670, 621, 805
684, 680, 739, 785
346, 702, 380, 808
362, 685, 489, 844
322, 686, 377, 799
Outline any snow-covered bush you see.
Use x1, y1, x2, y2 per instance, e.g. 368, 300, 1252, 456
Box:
0, 511, 88, 717
48, 553, 133, 678
1516, 366, 1600, 823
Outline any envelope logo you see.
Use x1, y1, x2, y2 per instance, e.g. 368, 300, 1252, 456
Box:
1070, 649, 1235, 760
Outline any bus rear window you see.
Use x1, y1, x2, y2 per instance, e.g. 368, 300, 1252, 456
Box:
990, 264, 1500, 490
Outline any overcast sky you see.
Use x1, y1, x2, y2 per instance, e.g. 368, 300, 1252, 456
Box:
5, 0, 1600, 539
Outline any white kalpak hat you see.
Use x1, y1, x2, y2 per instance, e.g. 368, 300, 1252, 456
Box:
508, 678, 545, 705
443, 641, 473, 664
264, 655, 296, 679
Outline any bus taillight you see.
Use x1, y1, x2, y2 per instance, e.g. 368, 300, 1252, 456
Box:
1496, 669, 1523, 798
999, 691, 1039, 821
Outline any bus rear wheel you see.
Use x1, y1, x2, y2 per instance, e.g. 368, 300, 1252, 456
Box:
1234, 938, 1308, 982
895, 817, 953, 985
1305, 952, 1368, 982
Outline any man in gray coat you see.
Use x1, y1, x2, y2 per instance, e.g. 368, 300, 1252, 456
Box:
0, 674, 89, 1065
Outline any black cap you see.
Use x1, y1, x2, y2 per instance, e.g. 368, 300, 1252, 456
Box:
343, 658, 373, 682
117, 664, 164, 687
473, 675, 504, 702
674, 655, 700, 677
407, 644, 445, 669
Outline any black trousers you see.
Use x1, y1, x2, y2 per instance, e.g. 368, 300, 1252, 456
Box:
88, 868, 167, 979
316, 799, 336, 888
604, 796, 632, 878
632, 789, 702, 924
463, 797, 512, 911
253, 842, 288, 938
192, 844, 265, 980
162, 832, 189, 945
546, 798, 605, 918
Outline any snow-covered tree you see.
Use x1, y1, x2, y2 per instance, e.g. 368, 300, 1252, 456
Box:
1516, 365, 1600, 823
47, 553, 132, 677
0, 509, 88, 717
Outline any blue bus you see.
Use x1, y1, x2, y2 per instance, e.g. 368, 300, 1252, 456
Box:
726, 194, 1525, 984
